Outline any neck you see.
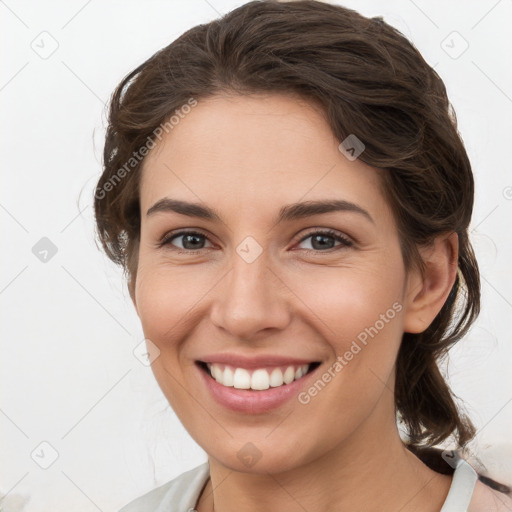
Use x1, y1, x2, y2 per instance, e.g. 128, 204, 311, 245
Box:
197, 401, 451, 512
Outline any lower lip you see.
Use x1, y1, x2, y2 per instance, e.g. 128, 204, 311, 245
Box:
197, 364, 319, 414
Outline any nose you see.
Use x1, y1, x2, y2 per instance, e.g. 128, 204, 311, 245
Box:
209, 249, 291, 340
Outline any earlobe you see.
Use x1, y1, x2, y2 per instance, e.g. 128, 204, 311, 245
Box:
402, 232, 459, 334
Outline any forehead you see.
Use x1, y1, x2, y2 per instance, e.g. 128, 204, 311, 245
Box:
139, 93, 389, 222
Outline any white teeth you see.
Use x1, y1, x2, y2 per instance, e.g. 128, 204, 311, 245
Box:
295, 364, 309, 380
269, 367, 284, 387
283, 366, 295, 384
223, 366, 234, 387
251, 369, 270, 390
206, 363, 311, 390
233, 368, 251, 389
212, 364, 223, 383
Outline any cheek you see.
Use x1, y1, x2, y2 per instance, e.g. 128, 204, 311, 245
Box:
288, 259, 406, 347
283, 269, 405, 452
133, 262, 210, 416
286, 260, 406, 409
134, 259, 213, 345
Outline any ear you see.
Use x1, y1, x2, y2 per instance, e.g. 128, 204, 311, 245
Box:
403, 232, 459, 334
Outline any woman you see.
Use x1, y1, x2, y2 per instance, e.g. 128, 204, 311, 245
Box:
94, 1, 511, 510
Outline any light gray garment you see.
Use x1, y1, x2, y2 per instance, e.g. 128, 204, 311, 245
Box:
119, 458, 478, 511
440, 458, 478, 512
119, 463, 210, 512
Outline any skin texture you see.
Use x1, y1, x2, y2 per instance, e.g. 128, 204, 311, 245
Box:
131, 93, 461, 511
469, 480, 512, 511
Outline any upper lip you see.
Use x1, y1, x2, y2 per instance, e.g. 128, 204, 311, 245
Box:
197, 354, 319, 369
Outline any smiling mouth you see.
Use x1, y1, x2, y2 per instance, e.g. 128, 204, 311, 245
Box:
197, 361, 321, 391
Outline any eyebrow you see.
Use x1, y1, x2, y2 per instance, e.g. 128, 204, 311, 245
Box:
146, 198, 374, 224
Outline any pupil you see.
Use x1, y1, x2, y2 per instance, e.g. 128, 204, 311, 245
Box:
183, 234, 203, 249
312, 234, 334, 250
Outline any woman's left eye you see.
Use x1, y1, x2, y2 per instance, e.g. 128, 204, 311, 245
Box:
296, 230, 353, 251
159, 229, 352, 253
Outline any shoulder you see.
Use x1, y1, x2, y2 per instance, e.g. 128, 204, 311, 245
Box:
468, 479, 512, 512
119, 463, 210, 512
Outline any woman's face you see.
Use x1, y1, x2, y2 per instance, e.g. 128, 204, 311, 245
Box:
134, 93, 420, 473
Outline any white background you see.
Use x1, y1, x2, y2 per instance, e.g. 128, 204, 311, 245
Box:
1, 1, 511, 510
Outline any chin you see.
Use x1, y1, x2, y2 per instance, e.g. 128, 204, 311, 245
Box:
200, 428, 337, 476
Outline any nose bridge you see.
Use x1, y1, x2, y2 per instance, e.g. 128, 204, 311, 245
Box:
230, 246, 270, 298
210, 243, 290, 338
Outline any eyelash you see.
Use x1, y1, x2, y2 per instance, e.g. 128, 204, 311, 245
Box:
158, 228, 354, 254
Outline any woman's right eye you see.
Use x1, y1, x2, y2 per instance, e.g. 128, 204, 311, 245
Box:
160, 231, 213, 251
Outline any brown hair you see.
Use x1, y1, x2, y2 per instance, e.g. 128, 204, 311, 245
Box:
94, 0, 507, 491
